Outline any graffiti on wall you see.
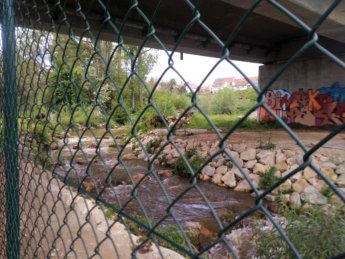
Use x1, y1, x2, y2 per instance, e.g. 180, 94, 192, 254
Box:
258, 82, 345, 126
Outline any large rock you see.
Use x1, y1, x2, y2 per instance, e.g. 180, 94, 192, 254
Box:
303, 167, 317, 179
249, 174, 260, 187
320, 162, 337, 169
275, 150, 286, 164
336, 166, 345, 175
222, 172, 237, 188
257, 150, 275, 166
228, 151, 243, 166
212, 173, 224, 185
307, 178, 326, 192
336, 174, 345, 187
279, 179, 292, 192
321, 167, 338, 182
202, 165, 216, 177
229, 167, 250, 180
282, 164, 301, 181
289, 192, 301, 208
240, 148, 256, 161
216, 165, 228, 175
275, 162, 288, 171
302, 186, 328, 205
283, 149, 296, 158
234, 180, 252, 192
232, 143, 247, 153
253, 163, 270, 174
292, 179, 310, 193
244, 159, 257, 169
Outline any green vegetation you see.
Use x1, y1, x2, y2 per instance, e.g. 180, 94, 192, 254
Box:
258, 134, 276, 150
259, 167, 279, 190
174, 148, 204, 178
158, 224, 190, 253
107, 212, 191, 255
145, 138, 162, 153
322, 186, 334, 200
198, 88, 257, 115
254, 205, 345, 259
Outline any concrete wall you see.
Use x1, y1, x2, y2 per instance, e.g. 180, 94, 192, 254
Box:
259, 54, 345, 91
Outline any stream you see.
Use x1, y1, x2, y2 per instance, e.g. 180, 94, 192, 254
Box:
52, 133, 261, 251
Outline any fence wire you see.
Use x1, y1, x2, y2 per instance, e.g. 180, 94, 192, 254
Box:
1, 0, 345, 258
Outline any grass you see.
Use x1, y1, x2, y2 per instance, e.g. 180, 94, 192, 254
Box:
258, 135, 276, 150
145, 138, 162, 153
174, 148, 204, 178
259, 167, 279, 190
186, 113, 280, 131
109, 212, 192, 256
254, 205, 345, 259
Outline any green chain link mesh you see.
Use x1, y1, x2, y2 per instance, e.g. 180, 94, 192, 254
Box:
1, 0, 345, 258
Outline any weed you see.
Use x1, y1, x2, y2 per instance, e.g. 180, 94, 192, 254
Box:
125, 214, 155, 236
145, 138, 162, 154
105, 208, 117, 220
259, 167, 279, 190
254, 205, 345, 259
322, 186, 334, 200
158, 225, 190, 254
258, 134, 276, 150
174, 148, 204, 178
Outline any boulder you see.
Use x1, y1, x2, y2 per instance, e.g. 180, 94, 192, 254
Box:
320, 162, 337, 169
303, 167, 317, 179
302, 186, 328, 205
289, 192, 301, 208
286, 157, 297, 166
279, 179, 292, 192
202, 165, 216, 177
321, 167, 338, 182
292, 179, 310, 193
234, 180, 252, 192
216, 165, 228, 175
307, 178, 326, 192
240, 148, 256, 161
336, 174, 345, 187
222, 172, 237, 188
244, 159, 257, 169
212, 173, 224, 185
249, 174, 260, 187
336, 166, 345, 175
282, 164, 301, 181
257, 150, 275, 166
230, 167, 250, 180
275, 162, 288, 171
275, 150, 286, 164
283, 149, 296, 158
228, 151, 243, 166
253, 163, 270, 174
232, 143, 247, 153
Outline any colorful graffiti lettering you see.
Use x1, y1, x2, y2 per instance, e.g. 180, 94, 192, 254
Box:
258, 82, 345, 126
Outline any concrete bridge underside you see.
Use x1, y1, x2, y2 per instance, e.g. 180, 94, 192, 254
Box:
15, 0, 345, 88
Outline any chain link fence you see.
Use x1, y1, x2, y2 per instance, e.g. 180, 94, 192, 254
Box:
1, 0, 345, 258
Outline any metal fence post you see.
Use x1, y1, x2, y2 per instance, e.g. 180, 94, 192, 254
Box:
1, 0, 19, 258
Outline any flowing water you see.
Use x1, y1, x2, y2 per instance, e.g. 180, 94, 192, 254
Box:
52, 134, 260, 250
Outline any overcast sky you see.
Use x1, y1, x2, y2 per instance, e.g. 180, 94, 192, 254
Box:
150, 50, 261, 86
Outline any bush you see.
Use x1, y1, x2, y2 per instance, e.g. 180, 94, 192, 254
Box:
259, 167, 279, 190
174, 148, 204, 178
198, 88, 257, 115
145, 138, 161, 153
254, 205, 345, 259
